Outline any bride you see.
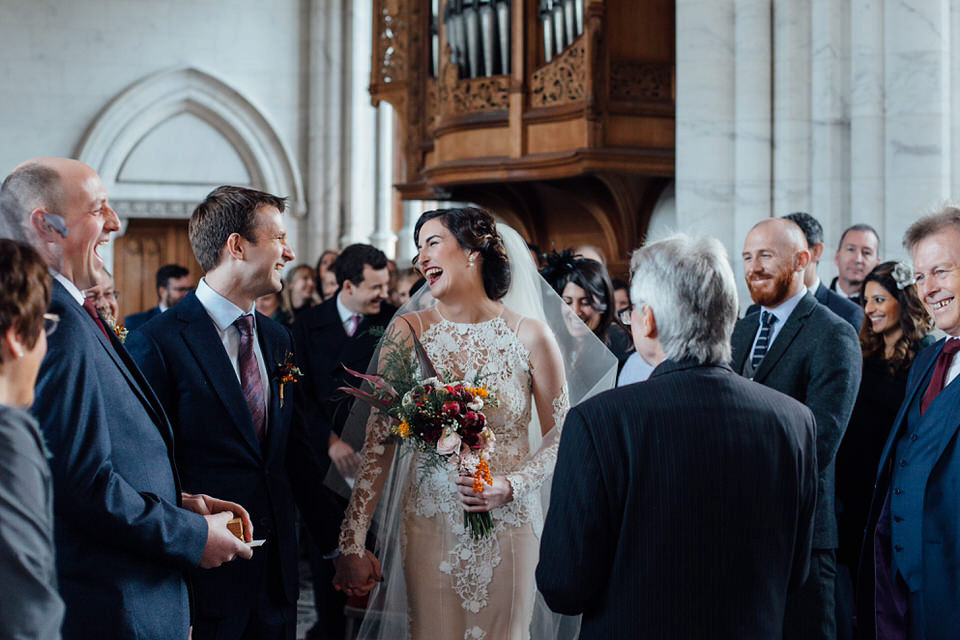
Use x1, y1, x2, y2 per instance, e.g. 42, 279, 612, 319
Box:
332, 207, 615, 639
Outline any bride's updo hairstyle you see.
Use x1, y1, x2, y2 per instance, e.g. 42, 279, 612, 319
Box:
413, 206, 511, 300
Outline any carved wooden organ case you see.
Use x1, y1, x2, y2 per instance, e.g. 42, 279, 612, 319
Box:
371, 0, 675, 273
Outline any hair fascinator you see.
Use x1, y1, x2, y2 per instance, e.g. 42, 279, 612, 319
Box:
891, 262, 915, 290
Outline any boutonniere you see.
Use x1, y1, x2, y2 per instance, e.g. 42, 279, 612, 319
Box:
105, 315, 128, 344
274, 352, 302, 408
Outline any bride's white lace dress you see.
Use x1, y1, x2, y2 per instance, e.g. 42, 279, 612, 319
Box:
339, 310, 568, 640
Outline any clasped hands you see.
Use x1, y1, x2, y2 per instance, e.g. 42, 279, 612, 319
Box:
182, 492, 255, 568
332, 475, 513, 595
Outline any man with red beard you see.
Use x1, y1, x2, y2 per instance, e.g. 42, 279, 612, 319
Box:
731, 218, 862, 640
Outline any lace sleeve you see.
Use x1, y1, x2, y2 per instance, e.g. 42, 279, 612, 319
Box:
504, 386, 568, 501
338, 410, 393, 557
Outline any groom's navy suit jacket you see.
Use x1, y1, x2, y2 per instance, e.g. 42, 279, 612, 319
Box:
857, 337, 960, 640
731, 292, 861, 549
35, 281, 208, 639
127, 292, 327, 618
537, 359, 818, 639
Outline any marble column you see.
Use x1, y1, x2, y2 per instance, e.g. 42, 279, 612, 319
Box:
306, 0, 345, 257
882, 0, 951, 258
341, 0, 379, 247
675, 0, 736, 249
369, 102, 398, 255
810, 0, 850, 250
848, 0, 884, 253
772, 0, 811, 216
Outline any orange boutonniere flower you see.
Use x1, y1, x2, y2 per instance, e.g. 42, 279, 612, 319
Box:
273, 352, 302, 408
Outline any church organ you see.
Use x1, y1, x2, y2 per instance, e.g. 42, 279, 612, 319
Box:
371, 0, 675, 274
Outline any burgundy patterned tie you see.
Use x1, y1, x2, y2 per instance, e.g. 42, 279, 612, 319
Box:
82, 297, 110, 340
921, 338, 960, 415
234, 314, 266, 442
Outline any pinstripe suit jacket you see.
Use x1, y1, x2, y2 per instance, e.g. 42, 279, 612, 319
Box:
537, 359, 818, 639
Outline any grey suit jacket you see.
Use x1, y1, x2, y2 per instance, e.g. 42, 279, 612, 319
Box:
0, 405, 64, 639
732, 292, 862, 548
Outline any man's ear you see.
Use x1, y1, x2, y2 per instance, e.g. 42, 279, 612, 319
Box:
795, 248, 811, 272
30, 209, 65, 243
640, 304, 658, 339
1, 325, 25, 360
224, 233, 245, 261
810, 242, 825, 263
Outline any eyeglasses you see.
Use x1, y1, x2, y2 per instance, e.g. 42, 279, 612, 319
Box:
85, 289, 120, 303
618, 304, 634, 326
43, 313, 60, 337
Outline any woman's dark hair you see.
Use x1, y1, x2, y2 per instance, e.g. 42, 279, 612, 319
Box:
540, 248, 616, 340
0, 239, 52, 364
859, 261, 932, 373
413, 207, 511, 301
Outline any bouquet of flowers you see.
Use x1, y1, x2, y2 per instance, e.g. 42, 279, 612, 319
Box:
340, 319, 498, 539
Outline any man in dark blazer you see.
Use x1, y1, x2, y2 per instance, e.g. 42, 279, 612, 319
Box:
291, 243, 393, 640
732, 218, 861, 639
857, 207, 960, 640
748, 212, 863, 331
537, 233, 818, 639
830, 223, 880, 301
124, 263, 192, 330
127, 186, 331, 640
1, 158, 251, 639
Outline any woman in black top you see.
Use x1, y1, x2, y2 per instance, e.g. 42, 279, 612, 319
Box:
836, 261, 934, 584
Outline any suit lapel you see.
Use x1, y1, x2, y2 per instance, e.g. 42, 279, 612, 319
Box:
178, 297, 263, 460
875, 341, 942, 478
814, 283, 829, 305
257, 316, 285, 459
731, 312, 757, 374
752, 293, 817, 383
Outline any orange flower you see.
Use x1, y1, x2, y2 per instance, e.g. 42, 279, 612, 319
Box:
472, 459, 493, 493
394, 419, 411, 439
468, 386, 489, 399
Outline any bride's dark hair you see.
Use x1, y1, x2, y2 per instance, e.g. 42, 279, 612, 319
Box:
413, 206, 511, 300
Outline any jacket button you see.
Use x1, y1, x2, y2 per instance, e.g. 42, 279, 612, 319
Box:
899, 459, 907, 467
259, 518, 268, 526
911, 434, 918, 441
894, 545, 904, 552
894, 516, 904, 523
894, 488, 904, 495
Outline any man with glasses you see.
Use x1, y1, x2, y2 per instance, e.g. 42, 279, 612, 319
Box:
125, 263, 192, 330
0, 158, 253, 640
859, 206, 960, 639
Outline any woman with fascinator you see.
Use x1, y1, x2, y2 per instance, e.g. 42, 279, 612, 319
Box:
540, 249, 633, 369
835, 261, 934, 595
331, 207, 616, 639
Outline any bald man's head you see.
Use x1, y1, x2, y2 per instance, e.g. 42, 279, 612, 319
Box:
1, 158, 118, 289
741, 218, 810, 307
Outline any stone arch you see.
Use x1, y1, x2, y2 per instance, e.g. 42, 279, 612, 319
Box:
76, 66, 305, 218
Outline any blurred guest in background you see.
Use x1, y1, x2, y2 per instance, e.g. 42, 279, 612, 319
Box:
831, 224, 880, 302
574, 244, 606, 265
283, 263, 317, 319
834, 261, 933, 630
395, 267, 421, 307
124, 263, 192, 330
542, 249, 633, 366
85, 268, 120, 323
612, 277, 631, 313
255, 291, 291, 325
316, 249, 338, 301
0, 239, 64, 640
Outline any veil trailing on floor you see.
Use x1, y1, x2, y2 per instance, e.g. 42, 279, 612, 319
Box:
329, 222, 617, 639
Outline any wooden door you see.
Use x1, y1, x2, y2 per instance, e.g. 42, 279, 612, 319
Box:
114, 219, 202, 320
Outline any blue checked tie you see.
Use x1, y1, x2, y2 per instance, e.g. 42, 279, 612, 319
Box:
751, 310, 777, 369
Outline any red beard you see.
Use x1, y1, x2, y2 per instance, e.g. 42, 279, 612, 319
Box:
747, 268, 794, 307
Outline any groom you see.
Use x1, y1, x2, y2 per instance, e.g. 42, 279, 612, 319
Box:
127, 185, 329, 639
537, 234, 818, 638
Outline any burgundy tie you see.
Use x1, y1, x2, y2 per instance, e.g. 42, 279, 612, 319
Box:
234, 315, 266, 442
347, 314, 361, 337
82, 297, 110, 340
921, 338, 960, 415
